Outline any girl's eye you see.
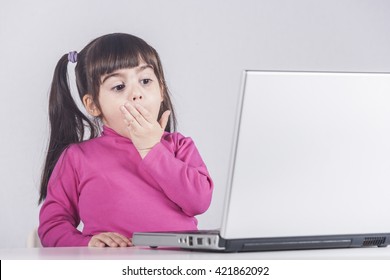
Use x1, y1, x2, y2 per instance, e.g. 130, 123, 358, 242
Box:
140, 79, 152, 85
112, 84, 125, 91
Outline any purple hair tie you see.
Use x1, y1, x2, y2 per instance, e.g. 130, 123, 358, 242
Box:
68, 51, 78, 63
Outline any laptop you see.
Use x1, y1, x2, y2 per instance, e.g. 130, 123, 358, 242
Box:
133, 70, 390, 252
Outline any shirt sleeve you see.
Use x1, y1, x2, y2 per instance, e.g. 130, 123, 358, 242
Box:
138, 133, 214, 217
38, 147, 91, 247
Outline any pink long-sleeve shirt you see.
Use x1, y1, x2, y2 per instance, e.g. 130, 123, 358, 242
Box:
38, 126, 213, 247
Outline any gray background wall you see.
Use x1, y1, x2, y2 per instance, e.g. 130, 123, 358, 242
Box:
0, 0, 389, 248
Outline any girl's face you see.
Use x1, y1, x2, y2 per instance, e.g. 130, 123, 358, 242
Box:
93, 64, 163, 138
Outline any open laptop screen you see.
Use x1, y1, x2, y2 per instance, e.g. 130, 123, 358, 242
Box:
222, 71, 390, 239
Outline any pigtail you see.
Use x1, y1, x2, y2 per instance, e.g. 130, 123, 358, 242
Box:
39, 54, 98, 204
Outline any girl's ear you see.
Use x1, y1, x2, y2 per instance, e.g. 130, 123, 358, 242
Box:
82, 94, 101, 117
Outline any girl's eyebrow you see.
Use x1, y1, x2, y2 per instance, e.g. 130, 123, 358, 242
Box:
101, 72, 125, 84
101, 64, 154, 84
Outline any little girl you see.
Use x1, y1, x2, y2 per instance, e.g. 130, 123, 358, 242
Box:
38, 33, 214, 247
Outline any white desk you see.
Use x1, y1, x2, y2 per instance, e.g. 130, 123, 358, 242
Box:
1, 246, 390, 260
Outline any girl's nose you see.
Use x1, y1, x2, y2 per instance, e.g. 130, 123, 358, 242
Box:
129, 91, 143, 101
132, 95, 143, 101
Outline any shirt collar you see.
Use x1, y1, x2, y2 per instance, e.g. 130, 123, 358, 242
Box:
101, 125, 131, 142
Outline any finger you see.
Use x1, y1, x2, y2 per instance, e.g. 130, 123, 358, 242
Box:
96, 233, 121, 247
120, 105, 135, 123
89, 237, 107, 248
114, 233, 133, 246
134, 103, 154, 123
124, 103, 148, 126
95, 241, 106, 248
159, 110, 171, 130
120, 105, 141, 130
109, 233, 132, 247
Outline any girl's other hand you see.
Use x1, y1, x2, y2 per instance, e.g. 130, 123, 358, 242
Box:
88, 232, 133, 247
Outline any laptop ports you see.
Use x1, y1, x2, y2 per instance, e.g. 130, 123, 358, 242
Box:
188, 236, 193, 246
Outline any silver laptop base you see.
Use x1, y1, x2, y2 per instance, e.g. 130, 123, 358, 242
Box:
133, 231, 389, 252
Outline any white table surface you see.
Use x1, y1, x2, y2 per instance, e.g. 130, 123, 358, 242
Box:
1, 245, 390, 260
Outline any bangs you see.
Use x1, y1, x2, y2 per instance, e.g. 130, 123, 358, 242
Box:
86, 34, 159, 91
